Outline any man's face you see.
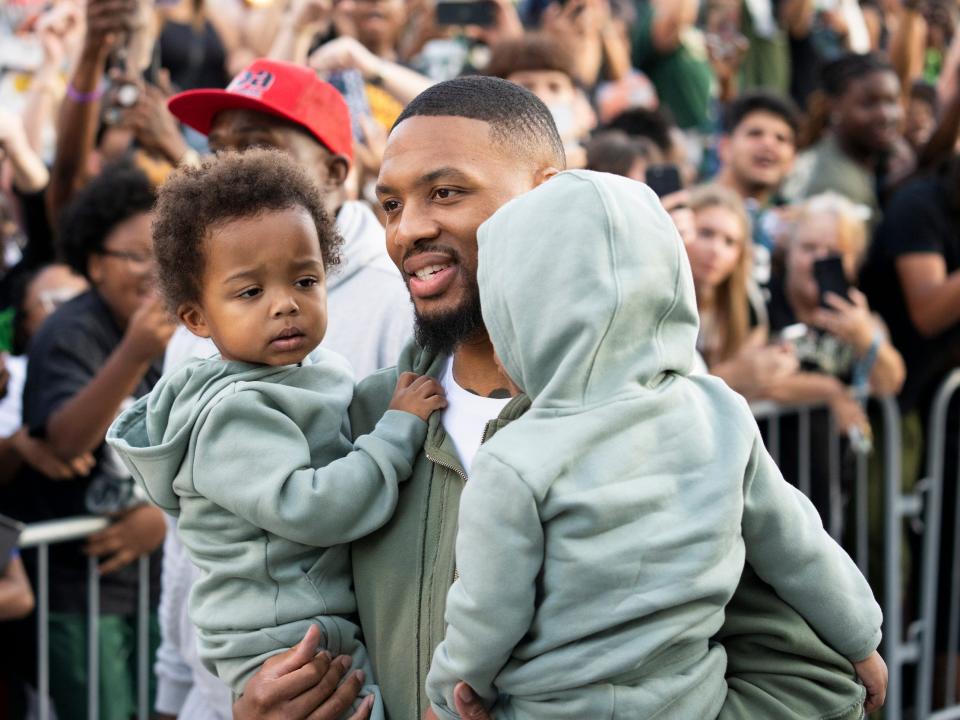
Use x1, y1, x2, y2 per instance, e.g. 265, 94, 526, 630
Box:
721, 110, 796, 195
835, 71, 902, 155
207, 109, 348, 205
507, 70, 576, 108
376, 116, 555, 352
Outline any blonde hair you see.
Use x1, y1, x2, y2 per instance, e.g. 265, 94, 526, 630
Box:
688, 183, 753, 365
791, 192, 870, 269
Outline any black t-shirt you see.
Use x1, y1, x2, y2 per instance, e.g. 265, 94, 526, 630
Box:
5, 290, 162, 613
861, 175, 960, 414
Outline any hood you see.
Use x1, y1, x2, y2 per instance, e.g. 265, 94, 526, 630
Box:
330, 200, 397, 290
477, 170, 699, 408
106, 359, 293, 515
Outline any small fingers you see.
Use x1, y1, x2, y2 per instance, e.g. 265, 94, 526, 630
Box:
98, 549, 134, 575
396, 372, 419, 390
302, 658, 359, 720
345, 693, 374, 720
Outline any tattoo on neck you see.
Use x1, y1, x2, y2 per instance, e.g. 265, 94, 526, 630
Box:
465, 387, 513, 399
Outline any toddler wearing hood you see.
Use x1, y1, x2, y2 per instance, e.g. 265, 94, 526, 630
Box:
107, 149, 445, 714
425, 171, 885, 720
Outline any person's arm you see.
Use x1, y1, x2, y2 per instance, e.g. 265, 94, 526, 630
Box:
45, 296, 174, 460
895, 254, 960, 337
190, 375, 441, 547
269, 0, 331, 64
888, 2, 926, 93
740, 430, 882, 660
649, 0, 699, 53
809, 290, 905, 397
0, 555, 35, 621
426, 454, 542, 718
0, 111, 50, 193
308, 37, 433, 106
780, 0, 814, 39
46, 0, 137, 223
0, 428, 94, 485
21, 1, 84, 155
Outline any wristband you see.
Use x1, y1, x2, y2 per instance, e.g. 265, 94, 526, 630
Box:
66, 80, 105, 104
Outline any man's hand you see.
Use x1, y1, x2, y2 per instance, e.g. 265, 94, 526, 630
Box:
121, 82, 189, 165
853, 651, 887, 714
120, 295, 177, 365
84, 504, 166, 574
83, 0, 138, 55
234, 625, 372, 720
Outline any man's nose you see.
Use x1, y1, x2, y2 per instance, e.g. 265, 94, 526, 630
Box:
390, 202, 441, 254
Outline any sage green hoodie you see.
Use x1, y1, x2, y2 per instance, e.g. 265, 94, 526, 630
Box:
106, 351, 425, 699
425, 171, 881, 719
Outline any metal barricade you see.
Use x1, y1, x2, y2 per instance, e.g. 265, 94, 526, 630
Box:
916, 369, 960, 720
751, 395, 915, 719
18, 516, 153, 720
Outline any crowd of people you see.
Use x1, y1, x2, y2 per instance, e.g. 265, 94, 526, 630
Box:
0, 0, 959, 717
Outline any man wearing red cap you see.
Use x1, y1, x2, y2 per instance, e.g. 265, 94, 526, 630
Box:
153, 59, 412, 720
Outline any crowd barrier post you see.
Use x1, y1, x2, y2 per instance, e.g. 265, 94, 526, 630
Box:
18, 516, 153, 720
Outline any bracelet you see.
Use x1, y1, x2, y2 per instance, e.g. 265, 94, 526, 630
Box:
852, 328, 883, 393
66, 80, 105, 104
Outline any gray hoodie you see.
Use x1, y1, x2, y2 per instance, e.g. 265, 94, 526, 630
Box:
426, 171, 881, 719
107, 350, 425, 696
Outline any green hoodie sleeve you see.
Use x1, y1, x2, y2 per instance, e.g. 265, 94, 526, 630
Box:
741, 432, 882, 662
193, 388, 427, 547
426, 453, 543, 719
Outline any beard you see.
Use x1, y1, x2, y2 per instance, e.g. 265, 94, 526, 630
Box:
413, 277, 485, 356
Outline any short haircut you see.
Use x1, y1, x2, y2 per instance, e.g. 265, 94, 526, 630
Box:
59, 161, 156, 280
586, 130, 661, 176
392, 75, 566, 168
152, 148, 342, 313
723, 90, 801, 138
602, 107, 674, 153
821, 52, 895, 98
484, 34, 576, 82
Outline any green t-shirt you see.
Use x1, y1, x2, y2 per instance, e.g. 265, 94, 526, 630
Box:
738, 0, 790, 94
630, 1, 713, 130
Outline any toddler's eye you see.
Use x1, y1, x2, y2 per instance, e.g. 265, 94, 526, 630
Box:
296, 277, 319, 288
238, 287, 262, 299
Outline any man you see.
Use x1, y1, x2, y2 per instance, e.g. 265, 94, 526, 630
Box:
165, 57, 412, 379
237, 77, 883, 720
151, 58, 412, 720
714, 90, 800, 286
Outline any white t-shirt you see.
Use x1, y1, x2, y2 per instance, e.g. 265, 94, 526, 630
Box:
439, 356, 511, 475
0, 354, 26, 437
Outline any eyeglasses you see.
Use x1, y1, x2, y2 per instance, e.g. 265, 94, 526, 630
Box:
99, 249, 155, 266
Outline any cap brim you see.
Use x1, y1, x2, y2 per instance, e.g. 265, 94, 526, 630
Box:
168, 88, 308, 138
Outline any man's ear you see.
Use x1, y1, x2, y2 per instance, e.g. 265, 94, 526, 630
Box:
178, 302, 211, 339
325, 154, 351, 189
87, 254, 104, 286
533, 166, 561, 188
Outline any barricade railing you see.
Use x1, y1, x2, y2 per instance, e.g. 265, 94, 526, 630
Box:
915, 369, 960, 720
750, 394, 917, 719
18, 516, 152, 720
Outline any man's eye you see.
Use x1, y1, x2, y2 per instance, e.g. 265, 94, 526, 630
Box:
238, 287, 262, 299
382, 200, 400, 213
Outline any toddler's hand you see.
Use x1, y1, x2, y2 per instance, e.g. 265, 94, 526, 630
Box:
854, 651, 887, 714
389, 372, 447, 421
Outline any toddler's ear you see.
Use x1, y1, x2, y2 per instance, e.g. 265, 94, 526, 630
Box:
178, 303, 211, 339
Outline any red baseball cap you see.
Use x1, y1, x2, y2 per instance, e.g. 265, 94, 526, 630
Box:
168, 59, 354, 161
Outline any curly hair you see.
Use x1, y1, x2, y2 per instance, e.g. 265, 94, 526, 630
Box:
58, 161, 156, 280
152, 148, 342, 313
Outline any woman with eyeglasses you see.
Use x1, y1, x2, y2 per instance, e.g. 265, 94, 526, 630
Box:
4, 161, 176, 720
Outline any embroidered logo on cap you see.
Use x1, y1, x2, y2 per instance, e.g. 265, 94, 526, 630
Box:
227, 70, 275, 98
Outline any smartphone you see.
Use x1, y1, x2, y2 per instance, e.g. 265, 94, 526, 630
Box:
0, 514, 24, 574
813, 255, 851, 307
645, 164, 682, 198
436, 0, 496, 27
